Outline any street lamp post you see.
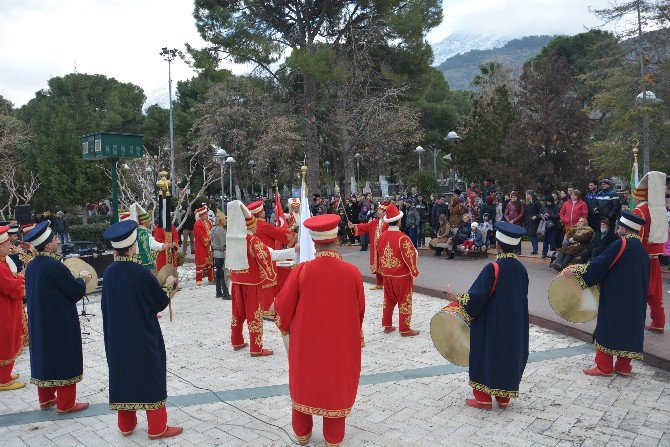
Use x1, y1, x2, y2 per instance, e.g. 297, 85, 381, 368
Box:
444, 131, 460, 190
354, 152, 362, 186
213, 145, 228, 210
226, 156, 236, 199
635, 90, 661, 175
414, 146, 425, 171
160, 47, 179, 195
248, 159, 256, 198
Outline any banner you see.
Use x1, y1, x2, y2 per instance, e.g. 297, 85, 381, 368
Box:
298, 182, 315, 263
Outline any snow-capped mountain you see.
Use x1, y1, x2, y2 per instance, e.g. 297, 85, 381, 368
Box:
431, 33, 509, 66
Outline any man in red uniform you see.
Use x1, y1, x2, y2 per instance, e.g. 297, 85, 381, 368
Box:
226, 201, 287, 357
0, 225, 26, 391
193, 206, 214, 285
375, 204, 420, 336
247, 200, 297, 317
633, 171, 668, 332
275, 214, 365, 447
349, 202, 388, 289
153, 193, 179, 271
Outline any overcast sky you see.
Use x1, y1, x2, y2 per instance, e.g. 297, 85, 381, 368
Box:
0, 0, 617, 108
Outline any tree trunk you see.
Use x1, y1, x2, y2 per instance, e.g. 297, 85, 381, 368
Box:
303, 74, 320, 194
336, 83, 355, 195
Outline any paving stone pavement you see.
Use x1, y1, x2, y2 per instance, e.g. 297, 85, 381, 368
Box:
1, 277, 669, 447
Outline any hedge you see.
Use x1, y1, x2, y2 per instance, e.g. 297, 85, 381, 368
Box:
68, 222, 110, 246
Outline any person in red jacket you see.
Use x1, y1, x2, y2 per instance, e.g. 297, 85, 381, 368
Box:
246, 200, 297, 318
349, 202, 388, 289
504, 192, 525, 225
559, 190, 589, 232
375, 204, 420, 336
274, 214, 365, 447
0, 225, 26, 391
193, 206, 214, 285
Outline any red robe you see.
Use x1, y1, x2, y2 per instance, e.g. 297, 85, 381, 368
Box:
0, 256, 25, 371
376, 228, 420, 332
153, 226, 179, 270
353, 218, 388, 274
193, 218, 214, 281
634, 201, 665, 328
274, 250, 365, 417
255, 220, 298, 310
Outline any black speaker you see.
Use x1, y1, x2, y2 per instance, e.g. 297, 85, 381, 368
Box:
14, 205, 33, 225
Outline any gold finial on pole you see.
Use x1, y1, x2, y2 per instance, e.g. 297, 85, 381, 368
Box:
632, 138, 639, 164
156, 171, 171, 197
301, 163, 308, 184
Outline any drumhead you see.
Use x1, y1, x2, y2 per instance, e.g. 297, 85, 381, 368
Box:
430, 307, 470, 366
63, 258, 98, 295
548, 272, 599, 323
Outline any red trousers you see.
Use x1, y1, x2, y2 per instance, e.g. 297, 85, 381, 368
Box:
0, 361, 15, 384
118, 406, 168, 437
648, 258, 665, 329
292, 409, 345, 446
472, 389, 510, 406
38, 384, 76, 411
196, 264, 214, 283
231, 283, 265, 354
375, 273, 383, 286
260, 283, 275, 312
382, 276, 414, 333
595, 349, 632, 375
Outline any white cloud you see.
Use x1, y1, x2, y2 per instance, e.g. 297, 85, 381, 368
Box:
428, 0, 617, 43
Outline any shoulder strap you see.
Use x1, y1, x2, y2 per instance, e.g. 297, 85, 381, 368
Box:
609, 237, 627, 269
490, 262, 499, 295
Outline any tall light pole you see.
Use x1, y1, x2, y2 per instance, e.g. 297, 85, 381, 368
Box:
324, 160, 330, 176
226, 156, 236, 199
213, 145, 228, 210
414, 146, 425, 171
160, 47, 178, 195
635, 90, 661, 175
248, 159, 256, 198
354, 152, 362, 185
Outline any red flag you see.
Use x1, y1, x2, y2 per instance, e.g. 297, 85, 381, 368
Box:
274, 191, 288, 249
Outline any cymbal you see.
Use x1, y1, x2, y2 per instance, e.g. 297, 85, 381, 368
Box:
156, 264, 179, 299
548, 270, 599, 323
63, 258, 98, 295
430, 307, 470, 366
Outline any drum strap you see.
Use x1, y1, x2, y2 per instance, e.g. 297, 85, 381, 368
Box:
490, 262, 499, 295
609, 238, 627, 269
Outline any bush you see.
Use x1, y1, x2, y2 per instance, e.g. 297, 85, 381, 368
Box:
89, 214, 113, 224
69, 222, 110, 246
404, 170, 440, 196
64, 213, 83, 226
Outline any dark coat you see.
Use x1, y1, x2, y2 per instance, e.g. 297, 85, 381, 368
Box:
102, 258, 170, 409
576, 236, 649, 358
523, 201, 540, 232
460, 255, 529, 397
26, 253, 86, 386
588, 229, 618, 259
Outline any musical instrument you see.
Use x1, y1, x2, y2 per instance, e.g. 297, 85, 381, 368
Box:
548, 268, 599, 323
430, 306, 470, 366
63, 258, 98, 294
154, 264, 179, 321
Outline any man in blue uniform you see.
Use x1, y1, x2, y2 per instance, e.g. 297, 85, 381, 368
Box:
102, 220, 183, 439
568, 210, 650, 377
447, 222, 529, 410
24, 221, 92, 413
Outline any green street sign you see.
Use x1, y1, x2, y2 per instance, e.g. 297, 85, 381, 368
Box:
81, 132, 143, 160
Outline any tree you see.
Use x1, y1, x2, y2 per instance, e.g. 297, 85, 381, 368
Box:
17, 74, 146, 210
499, 51, 591, 192
191, 0, 442, 193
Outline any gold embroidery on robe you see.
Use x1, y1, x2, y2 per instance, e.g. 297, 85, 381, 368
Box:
380, 242, 401, 269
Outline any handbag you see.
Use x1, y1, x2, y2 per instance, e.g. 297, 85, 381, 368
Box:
546, 219, 555, 231
537, 220, 546, 236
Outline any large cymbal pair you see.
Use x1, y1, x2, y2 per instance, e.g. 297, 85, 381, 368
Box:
152, 265, 179, 299
63, 258, 98, 295
430, 306, 470, 367
548, 266, 599, 324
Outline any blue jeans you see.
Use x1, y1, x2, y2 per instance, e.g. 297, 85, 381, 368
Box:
409, 227, 418, 248
58, 232, 69, 245
529, 233, 538, 253
542, 228, 556, 257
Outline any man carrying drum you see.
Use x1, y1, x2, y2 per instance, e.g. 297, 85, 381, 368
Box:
446, 222, 529, 410
565, 210, 650, 377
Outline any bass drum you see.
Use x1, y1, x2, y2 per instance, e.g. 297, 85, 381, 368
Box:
430, 306, 470, 366
548, 269, 599, 323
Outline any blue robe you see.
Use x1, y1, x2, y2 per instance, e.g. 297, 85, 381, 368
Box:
574, 235, 649, 358
26, 252, 86, 387
458, 254, 529, 397
101, 256, 169, 410
9, 253, 23, 273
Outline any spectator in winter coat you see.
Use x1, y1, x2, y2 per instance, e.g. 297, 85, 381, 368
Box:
585, 179, 600, 232
431, 196, 449, 234
404, 201, 421, 247
596, 178, 620, 225
559, 189, 588, 230
583, 218, 618, 262
481, 179, 496, 199
415, 194, 428, 247
550, 217, 594, 270
523, 192, 540, 255
540, 195, 559, 259
446, 214, 472, 259
504, 191, 525, 225
448, 196, 466, 230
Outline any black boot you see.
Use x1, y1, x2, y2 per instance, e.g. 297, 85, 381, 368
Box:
222, 290, 231, 300
556, 254, 573, 271
550, 252, 564, 271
